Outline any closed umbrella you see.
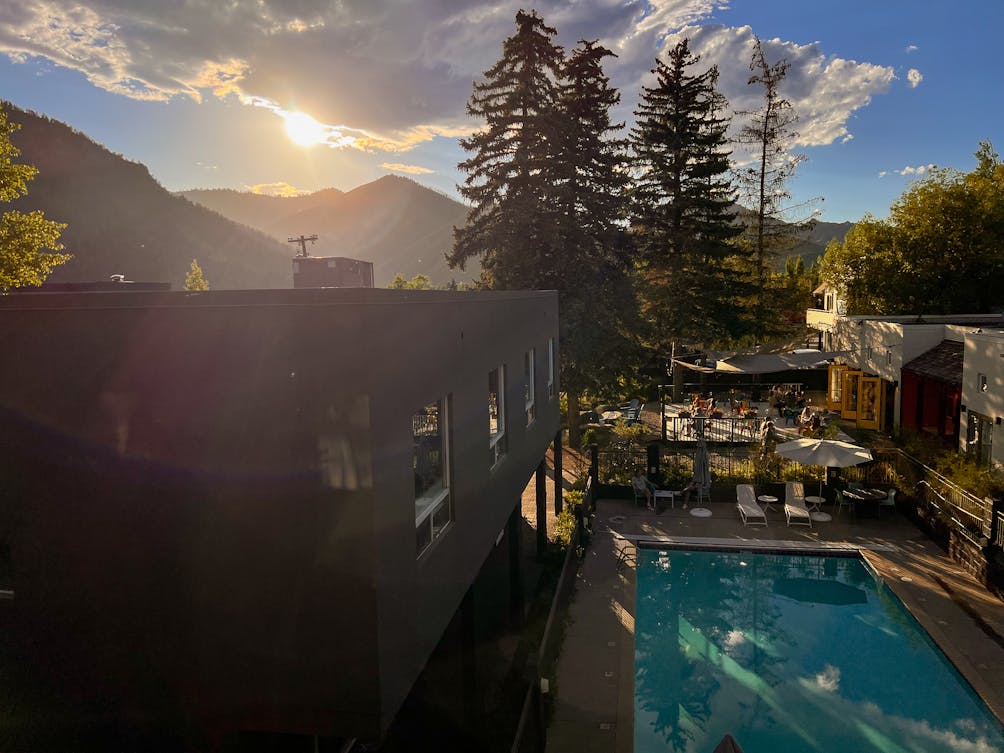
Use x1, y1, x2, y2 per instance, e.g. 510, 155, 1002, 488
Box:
692, 441, 711, 505
774, 437, 873, 497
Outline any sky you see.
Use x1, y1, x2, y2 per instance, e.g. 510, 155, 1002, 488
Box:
0, 0, 1000, 223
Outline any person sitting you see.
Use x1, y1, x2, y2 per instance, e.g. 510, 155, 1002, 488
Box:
680, 479, 700, 507
584, 404, 602, 424
632, 470, 657, 510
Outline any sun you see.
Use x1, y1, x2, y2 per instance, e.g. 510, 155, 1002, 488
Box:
284, 111, 327, 147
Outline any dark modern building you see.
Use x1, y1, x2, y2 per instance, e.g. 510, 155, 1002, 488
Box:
0, 287, 559, 749
293, 256, 375, 288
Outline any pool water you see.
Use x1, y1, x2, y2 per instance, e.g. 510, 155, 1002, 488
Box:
634, 549, 1004, 753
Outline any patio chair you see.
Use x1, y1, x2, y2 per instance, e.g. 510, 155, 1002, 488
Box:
879, 488, 897, 518
736, 484, 768, 527
784, 482, 811, 527
834, 488, 854, 517
784, 498, 812, 527
785, 481, 806, 506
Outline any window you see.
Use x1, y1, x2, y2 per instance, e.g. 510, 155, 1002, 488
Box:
524, 348, 536, 426
866, 345, 874, 360
489, 366, 507, 468
547, 338, 555, 398
979, 373, 989, 392
825, 293, 834, 311
413, 398, 451, 556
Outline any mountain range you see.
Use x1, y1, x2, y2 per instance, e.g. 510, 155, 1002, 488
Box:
6, 101, 851, 291
179, 177, 475, 287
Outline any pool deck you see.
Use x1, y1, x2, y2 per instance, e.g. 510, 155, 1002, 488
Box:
545, 497, 1004, 753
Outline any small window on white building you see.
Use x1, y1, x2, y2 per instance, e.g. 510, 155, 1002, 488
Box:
489, 366, 507, 468
547, 338, 555, 398
866, 346, 874, 360
413, 398, 451, 556
980, 373, 989, 392
524, 348, 536, 426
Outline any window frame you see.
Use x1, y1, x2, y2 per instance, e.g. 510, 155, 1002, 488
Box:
489, 365, 507, 469
524, 348, 536, 427
414, 396, 452, 557
547, 338, 555, 399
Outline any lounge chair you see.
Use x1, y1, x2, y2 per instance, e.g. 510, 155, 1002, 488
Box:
736, 484, 768, 527
784, 481, 812, 527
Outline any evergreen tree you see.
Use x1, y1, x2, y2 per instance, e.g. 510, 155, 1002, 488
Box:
734, 36, 810, 344
551, 40, 636, 444
184, 258, 210, 290
448, 9, 564, 287
450, 14, 636, 445
630, 38, 742, 349
0, 106, 69, 290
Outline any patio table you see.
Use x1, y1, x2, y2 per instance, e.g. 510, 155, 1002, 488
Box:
757, 494, 778, 512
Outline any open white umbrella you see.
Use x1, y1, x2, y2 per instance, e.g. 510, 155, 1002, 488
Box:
774, 438, 873, 497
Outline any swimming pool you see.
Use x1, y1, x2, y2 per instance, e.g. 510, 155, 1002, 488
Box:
634, 548, 1004, 753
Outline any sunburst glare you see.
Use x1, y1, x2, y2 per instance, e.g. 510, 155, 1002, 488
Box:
283, 111, 327, 147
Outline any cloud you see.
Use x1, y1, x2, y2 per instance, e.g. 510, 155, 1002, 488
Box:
245, 181, 308, 197
905, 44, 919, 53
654, 25, 895, 154
382, 163, 435, 175
0, 0, 893, 158
907, 68, 923, 88
880, 164, 935, 178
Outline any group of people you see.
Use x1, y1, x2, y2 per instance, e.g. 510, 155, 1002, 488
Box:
770, 384, 807, 424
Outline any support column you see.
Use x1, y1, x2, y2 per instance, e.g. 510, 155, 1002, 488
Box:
535, 460, 547, 558
553, 430, 563, 515
461, 585, 479, 736
508, 505, 524, 626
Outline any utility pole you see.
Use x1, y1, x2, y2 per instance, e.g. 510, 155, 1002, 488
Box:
287, 234, 318, 257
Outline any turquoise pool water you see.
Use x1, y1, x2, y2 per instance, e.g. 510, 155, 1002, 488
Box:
634, 548, 1004, 753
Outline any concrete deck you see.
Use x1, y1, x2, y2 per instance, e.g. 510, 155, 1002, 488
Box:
545, 497, 1004, 753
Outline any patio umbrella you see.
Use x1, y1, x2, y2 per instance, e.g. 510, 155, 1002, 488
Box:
773, 438, 873, 497
692, 441, 711, 503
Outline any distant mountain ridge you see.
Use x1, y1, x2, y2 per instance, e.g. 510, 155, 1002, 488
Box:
180, 176, 478, 287
6, 102, 293, 290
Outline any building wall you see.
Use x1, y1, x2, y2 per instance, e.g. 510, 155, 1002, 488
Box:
961, 331, 1004, 466
0, 288, 559, 743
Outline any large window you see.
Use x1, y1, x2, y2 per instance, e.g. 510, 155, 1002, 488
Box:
547, 338, 555, 398
524, 348, 536, 426
489, 366, 507, 468
414, 398, 451, 556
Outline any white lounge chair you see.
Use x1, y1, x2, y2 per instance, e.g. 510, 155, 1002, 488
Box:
736, 484, 768, 527
783, 481, 812, 527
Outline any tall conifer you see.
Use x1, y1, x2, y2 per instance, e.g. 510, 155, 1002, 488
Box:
448, 10, 563, 287
630, 38, 741, 349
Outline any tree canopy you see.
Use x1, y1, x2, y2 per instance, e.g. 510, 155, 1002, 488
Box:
630, 38, 743, 348
821, 141, 1004, 314
450, 12, 638, 443
0, 106, 68, 290
733, 37, 810, 342
184, 258, 210, 291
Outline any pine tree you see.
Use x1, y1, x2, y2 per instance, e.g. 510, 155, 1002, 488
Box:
184, 258, 209, 291
0, 106, 69, 290
630, 38, 742, 348
448, 9, 564, 288
734, 36, 809, 344
551, 39, 635, 445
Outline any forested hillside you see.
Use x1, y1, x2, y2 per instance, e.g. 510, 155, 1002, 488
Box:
7, 103, 292, 290
181, 176, 478, 287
